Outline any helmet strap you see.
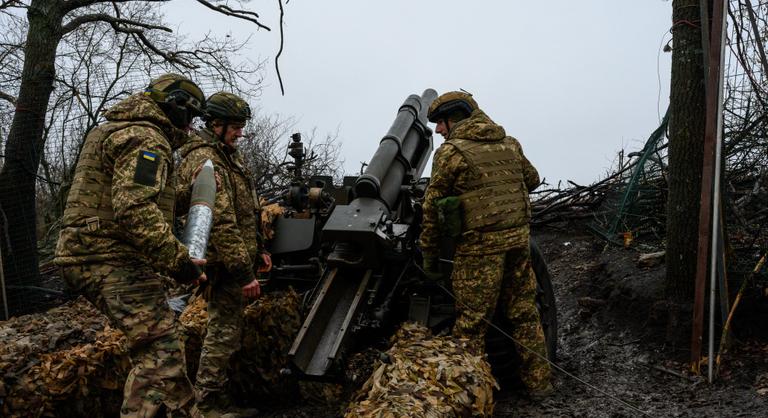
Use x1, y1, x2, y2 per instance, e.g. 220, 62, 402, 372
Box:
443, 119, 453, 137
219, 120, 232, 149
160, 101, 191, 130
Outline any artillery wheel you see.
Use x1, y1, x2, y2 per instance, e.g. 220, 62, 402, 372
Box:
531, 240, 558, 361
485, 240, 558, 381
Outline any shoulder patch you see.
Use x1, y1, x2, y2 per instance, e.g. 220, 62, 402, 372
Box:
134, 150, 160, 186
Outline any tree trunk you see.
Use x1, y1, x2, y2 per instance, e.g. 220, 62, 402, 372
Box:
664, 0, 709, 343
0, 0, 63, 316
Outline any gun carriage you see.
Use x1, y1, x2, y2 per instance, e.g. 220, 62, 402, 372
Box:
264, 89, 557, 381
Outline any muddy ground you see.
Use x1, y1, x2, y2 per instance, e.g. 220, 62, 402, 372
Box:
263, 224, 768, 417
491, 226, 768, 417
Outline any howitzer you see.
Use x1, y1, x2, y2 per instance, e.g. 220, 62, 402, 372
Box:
266, 89, 557, 381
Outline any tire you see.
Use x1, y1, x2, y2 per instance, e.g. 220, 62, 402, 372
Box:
485, 240, 558, 380
531, 240, 558, 361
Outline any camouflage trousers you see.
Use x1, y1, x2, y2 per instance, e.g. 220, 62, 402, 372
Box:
195, 270, 245, 405
451, 244, 552, 393
62, 262, 196, 418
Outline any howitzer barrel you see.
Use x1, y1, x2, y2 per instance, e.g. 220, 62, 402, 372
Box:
354, 89, 436, 210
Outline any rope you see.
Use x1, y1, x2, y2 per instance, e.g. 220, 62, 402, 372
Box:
413, 262, 652, 417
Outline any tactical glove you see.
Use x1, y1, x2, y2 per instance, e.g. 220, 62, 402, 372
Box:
172, 258, 205, 284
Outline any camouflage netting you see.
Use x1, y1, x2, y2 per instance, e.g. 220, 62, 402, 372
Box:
0, 297, 128, 418
2, 291, 497, 417
344, 323, 498, 418
0, 288, 303, 417
294, 349, 380, 416
260, 202, 285, 240
231, 288, 302, 401
179, 288, 303, 404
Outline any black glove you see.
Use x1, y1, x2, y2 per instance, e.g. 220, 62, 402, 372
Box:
172, 258, 204, 284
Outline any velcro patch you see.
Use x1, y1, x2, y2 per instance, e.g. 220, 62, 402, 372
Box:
134, 150, 159, 186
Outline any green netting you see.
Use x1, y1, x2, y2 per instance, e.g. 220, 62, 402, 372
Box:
589, 110, 669, 246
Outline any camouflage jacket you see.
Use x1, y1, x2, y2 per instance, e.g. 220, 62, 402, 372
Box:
176, 128, 265, 285
419, 109, 540, 257
54, 94, 200, 280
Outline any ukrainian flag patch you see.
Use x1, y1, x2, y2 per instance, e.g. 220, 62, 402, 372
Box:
134, 150, 159, 186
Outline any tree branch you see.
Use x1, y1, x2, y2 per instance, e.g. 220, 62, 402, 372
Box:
0, 0, 24, 10
61, 0, 169, 14
127, 29, 196, 69
0, 89, 16, 104
742, 0, 768, 83
61, 12, 172, 35
275, 0, 285, 95
195, 0, 271, 31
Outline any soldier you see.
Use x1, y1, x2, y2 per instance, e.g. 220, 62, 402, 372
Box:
55, 73, 208, 417
418, 91, 552, 397
176, 91, 271, 417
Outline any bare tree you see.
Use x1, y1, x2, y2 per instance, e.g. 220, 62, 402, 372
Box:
236, 114, 345, 197
0, 0, 279, 314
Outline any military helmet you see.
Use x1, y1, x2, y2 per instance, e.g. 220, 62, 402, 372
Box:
145, 73, 205, 117
205, 92, 252, 123
427, 91, 479, 123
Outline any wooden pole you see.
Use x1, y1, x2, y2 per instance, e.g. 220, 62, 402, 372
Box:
691, 0, 727, 374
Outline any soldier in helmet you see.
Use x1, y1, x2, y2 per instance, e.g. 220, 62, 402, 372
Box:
176, 91, 271, 416
55, 73, 208, 417
418, 91, 552, 397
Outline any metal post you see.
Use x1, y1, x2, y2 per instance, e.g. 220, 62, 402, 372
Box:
707, 0, 728, 381
716, 212, 730, 334
691, 0, 727, 374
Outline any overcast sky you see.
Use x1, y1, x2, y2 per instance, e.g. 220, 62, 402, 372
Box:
165, 1, 673, 186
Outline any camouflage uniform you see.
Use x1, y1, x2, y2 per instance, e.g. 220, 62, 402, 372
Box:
55, 93, 200, 417
176, 127, 266, 407
419, 107, 552, 393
